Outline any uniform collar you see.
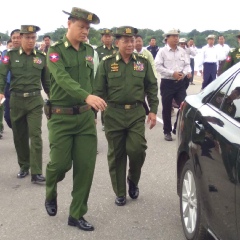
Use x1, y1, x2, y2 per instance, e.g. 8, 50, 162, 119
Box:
115, 52, 137, 62
63, 35, 86, 50
19, 47, 37, 55
103, 44, 115, 49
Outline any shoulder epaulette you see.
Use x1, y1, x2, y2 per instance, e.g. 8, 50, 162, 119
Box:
102, 55, 113, 61
138, 54, 148, 59
95, 45, 103, 50
36, 49, 46, 56
85, 42, 94, 49
230, 48, 236, 52
8, 48, 17, 52
51, 41, 61, 47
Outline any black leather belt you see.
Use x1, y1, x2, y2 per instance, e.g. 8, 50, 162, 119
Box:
108, 102, 142, 110
11, 91, 41, 97
51, 105, 91, 115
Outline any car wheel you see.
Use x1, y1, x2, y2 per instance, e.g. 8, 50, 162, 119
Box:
180, 160, 207, 240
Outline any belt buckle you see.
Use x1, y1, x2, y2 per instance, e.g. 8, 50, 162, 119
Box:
125, 104, 131, 110
72, 106, 79, 114
23, 93, 30, 97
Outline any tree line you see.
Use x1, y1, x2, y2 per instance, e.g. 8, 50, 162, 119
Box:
1, 28, 240, 48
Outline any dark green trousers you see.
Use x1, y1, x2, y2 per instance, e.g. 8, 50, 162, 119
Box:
46, 110, 97, 220
10, 95, 43, 174
0, 103, 3, 131
104, 105, 147, 197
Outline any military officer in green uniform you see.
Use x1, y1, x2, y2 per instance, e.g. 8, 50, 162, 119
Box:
0, 25, 50, 182
44, 7, 106, 231
222, 33, 240, 73
95, 28, 118, 131
0, 35, 3, 138
94, 26, 159, 206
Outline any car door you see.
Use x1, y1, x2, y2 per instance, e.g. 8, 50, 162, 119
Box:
191, 74, 240, 240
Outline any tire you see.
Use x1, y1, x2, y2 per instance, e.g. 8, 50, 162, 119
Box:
179, 160, 208, 240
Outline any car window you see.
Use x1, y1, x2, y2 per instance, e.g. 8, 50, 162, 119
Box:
208, 79, 232, 109
220, 73, 240, 123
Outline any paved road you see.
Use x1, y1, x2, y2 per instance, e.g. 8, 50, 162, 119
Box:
0, 76, 202, 240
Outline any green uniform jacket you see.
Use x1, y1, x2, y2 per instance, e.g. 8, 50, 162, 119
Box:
94, 52, 159, 114
95, 45, 118, 61
47, 35, 95, 106
0, 48, 50, 94
222, 47, 240, 73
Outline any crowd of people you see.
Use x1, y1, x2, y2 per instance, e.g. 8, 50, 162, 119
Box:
0, 6, 240, 232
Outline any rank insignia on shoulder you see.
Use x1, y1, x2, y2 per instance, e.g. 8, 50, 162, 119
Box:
133, 61, 144, 71
102, 55, 112, 60
111, 63, 119, 72
230, 48, 236, 52
51, 41, 59, 47
138, 54, 148, 59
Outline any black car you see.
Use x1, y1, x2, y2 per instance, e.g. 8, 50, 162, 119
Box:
177, 62, 240, 240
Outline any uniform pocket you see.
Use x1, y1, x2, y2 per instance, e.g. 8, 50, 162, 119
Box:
132, 71, 145, 87
11, 62, 24, 75
107, 71, 122, 87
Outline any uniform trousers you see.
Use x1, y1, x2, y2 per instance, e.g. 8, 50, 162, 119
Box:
189, 58, 195, 83
4, 83, 11, 128
46, 110, 97, 220
217, 60, 226, 76
0, 103, 3, 132
160, 79, 186, 134
10, 94, 43, 174
202, 62, 217, 89
104, 105, 147, 197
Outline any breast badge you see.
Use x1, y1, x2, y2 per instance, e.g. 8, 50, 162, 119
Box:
111, 63, 119, 72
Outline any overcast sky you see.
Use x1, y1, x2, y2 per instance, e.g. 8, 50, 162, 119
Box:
1, 0, 239, 36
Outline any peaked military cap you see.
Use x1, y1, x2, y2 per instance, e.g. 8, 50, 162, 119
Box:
20, 25, 40, 34
100, 28, 113, 35
114, 26, 138, 37
179, 38, 187, 43
236, 32, 240, 38
163, 29, 180, 37
205, 34, 215, 40
63, 7, 100, 24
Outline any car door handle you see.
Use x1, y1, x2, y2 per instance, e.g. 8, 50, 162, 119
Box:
195, 121, 204, 134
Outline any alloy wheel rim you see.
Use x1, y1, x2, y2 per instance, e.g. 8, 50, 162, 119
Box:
181, 170, 197, 234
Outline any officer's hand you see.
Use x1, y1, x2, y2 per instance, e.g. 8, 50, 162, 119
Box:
147, 112, 157, 129
187, 73, 192, 79
85, 95, 107, 111
0, 94, 5, 105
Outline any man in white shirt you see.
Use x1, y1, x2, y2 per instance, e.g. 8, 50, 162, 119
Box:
215, 35, 230, 76
187, 38, 198, 85
199, 35, 218, 89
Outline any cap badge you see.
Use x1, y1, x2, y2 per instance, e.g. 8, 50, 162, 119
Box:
87, 14, 93, 21
125, 28, 131, 34
28, 26, 34, 32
